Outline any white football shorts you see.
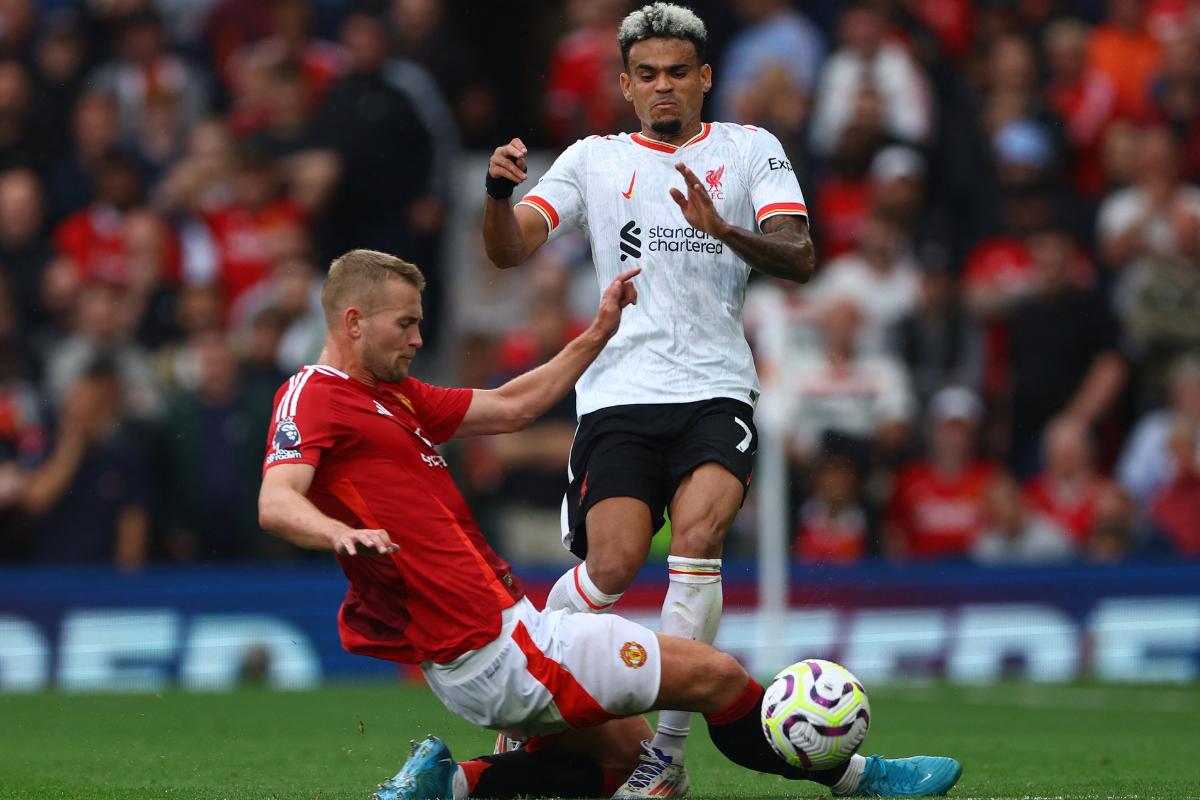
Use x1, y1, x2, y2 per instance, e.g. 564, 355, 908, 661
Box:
421, 598, 662, 737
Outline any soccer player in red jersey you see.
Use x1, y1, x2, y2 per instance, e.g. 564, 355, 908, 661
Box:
258, 249, 961, 800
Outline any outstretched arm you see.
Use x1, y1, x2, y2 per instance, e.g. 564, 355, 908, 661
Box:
482, 137, 550, 268
258, 463, 398, 556
669, 163, 816, 283
454, 268, 641, 437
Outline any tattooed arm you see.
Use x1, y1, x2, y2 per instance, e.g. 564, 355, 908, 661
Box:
669, 162, 816, 283
717, 214, 815, 283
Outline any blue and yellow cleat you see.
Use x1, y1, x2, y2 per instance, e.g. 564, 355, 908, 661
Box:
849, 755, 963, 797
373, 735, 457, 800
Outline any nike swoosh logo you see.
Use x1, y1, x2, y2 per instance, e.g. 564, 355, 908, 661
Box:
622, 170, 636, 199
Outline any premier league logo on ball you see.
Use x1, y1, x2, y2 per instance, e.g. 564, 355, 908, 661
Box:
273, 417, 302, 451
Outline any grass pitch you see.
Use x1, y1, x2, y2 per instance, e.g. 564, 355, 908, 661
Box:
1, 681, 1197, 799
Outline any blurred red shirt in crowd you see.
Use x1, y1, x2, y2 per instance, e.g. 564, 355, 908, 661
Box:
200, 198, 305, 307
888, 460, 997, 558
1022, 417, 1104, 544
886, 387, 995, 559
53, 154, 180, 287
794, 453, 869, 565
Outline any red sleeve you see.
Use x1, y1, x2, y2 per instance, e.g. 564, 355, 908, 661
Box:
281, 197, 307, 226
161, 225, 183, 284
53, 214, 89, 264
960, 244, 995, 288
262, 373, 341, 473
396, 378, 472, 444
885, 465, 916, 542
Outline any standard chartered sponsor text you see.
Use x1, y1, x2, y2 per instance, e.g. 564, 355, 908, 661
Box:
646, 225, 725, 254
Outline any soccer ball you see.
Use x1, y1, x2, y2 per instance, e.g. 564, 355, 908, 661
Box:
760, 659, 871, 770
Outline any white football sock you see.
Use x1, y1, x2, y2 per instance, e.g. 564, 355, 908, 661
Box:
832, 754, 867, 795
651, 556, 722, 762
544, 563, 622, 613
451, 765, 467, 800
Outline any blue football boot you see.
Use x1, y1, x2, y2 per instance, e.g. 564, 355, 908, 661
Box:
373, 735, 457, 800
847, 754, 963, 797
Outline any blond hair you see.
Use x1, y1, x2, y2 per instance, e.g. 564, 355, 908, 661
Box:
321, 249, 425, 326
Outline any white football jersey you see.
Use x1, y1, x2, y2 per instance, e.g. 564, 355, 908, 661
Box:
517, 122, 808, 416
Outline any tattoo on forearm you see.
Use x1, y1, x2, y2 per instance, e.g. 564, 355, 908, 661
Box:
719, 215, 816, 282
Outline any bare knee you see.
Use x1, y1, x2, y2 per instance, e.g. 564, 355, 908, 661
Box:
681, 650, 751, 715
670, 513, 728, 558
669, 466, 742, 558
585, 550, 642, 595
656, 634, 751, 714
709, 652, 751, 708
583, 499, 653, 594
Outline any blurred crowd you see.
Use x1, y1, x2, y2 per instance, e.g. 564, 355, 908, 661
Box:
0, 0, 1197, 569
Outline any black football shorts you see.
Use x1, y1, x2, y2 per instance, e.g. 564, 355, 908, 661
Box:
563, 398, 757, 559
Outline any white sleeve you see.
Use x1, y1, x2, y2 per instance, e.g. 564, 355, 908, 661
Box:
1115, 415, 1164, 504
1096, 192, 1137, 242
744, 127, 808, 230
809, 56, 855, 157
180, 218, 218, 285
876, 47, 932, 145
874, 358, 915, 426
516, 139, 587, 238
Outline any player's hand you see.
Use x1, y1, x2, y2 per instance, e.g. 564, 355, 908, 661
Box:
669, 162, 731, 239
489, 138, 528, 185
332, 528, 398, 557
590, 267, 640, 340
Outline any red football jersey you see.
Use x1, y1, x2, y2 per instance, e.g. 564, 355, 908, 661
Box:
886, 461, 997, 558
54, 205, 182, 285
1023, 475, 1100, 544
203, 199, 305, 307
262, 365, 524, 664
54, 207, 126, 283
793, 500, 868, 565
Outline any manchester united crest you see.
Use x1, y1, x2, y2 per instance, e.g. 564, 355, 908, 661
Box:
620, 641, 648, 669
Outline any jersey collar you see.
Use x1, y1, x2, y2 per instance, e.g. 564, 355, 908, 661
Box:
630, 122, 712, 153
305, 364, 350, 379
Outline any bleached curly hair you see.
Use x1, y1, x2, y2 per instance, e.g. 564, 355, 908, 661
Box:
617, 3, 708, 66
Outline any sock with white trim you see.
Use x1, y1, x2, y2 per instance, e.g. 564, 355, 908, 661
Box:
652, 555, 723, 762
830, 754, 867, 795
544, 563, 622, 614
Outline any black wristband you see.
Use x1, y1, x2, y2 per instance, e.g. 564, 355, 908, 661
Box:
485, 172, 516, 199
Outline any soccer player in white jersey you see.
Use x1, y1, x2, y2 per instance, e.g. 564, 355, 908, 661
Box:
481, 4, 815, 796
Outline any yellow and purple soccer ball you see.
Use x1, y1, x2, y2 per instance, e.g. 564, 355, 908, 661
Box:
760, 659, 871, 770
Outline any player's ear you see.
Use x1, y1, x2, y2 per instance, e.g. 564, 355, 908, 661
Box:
619, 70, 632, 102
700, 63, 712, 94
345, 306, 364, 339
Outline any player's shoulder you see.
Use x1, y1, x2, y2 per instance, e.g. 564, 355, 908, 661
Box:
272, 364, 351, 410
711, 121, 780, 144
381, 375, 440, 408
547, 133, 635, 174
575, 132, 636, 152
382, 375, 423, 404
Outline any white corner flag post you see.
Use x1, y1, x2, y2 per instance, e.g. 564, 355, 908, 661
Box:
755, 409, 790, 677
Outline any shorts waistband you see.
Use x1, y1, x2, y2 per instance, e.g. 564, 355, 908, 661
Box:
422, 598, 534, 681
